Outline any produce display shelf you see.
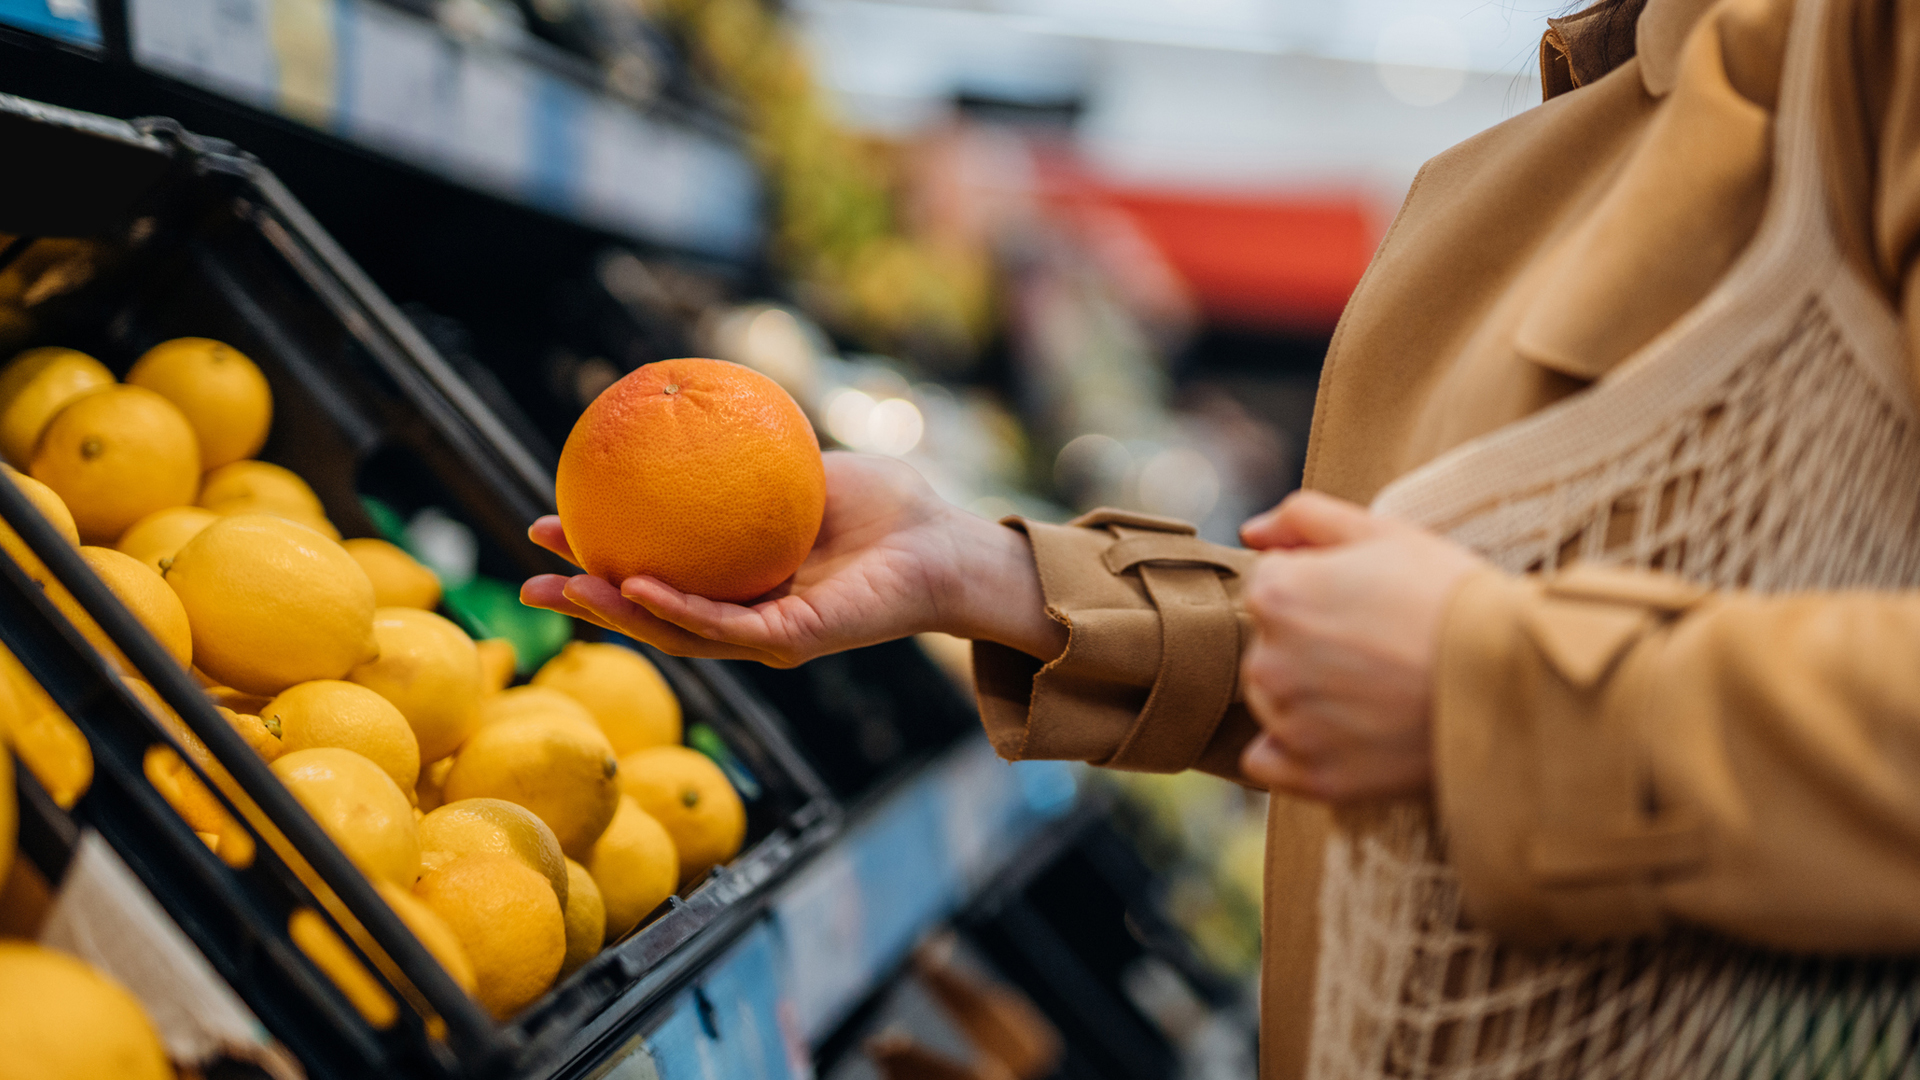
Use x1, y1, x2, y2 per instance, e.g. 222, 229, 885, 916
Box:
550, 736, 1081, 1080
0, 92, 833, 1080
0, 0, 761, 261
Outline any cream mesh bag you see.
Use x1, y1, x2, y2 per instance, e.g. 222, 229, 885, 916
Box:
1324, 0, 1920, 1074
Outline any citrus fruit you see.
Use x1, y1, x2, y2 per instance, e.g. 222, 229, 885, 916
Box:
197, 459, 323, 517
418, 798, 568, 908
0, 943, 171, 1080
347, 607, 480, 764
0, 645, 91, 808
47, 547, 194, 677
555, 357, 825, 602
125, 678, 257, 867
376, 882, 477, 994
220, 705, 282, 761
586, 795, 678, 943
475, 638, 516, 693
164, 514, 378, 696
206, 684, 272, 715
343, 538, 441, 610
265, 680, 421, 795
412, 852, 565, 1018
415, 756, 454, 813
272, 747, 420, 886
0, 347, 113, 466
619, 746, 745, 885
559, 858, 604, 978
0, 467, 77, 587
440, 715, 620, 858
126, 337, 273, 470
478, 685, 599, 734
532, 642, 681, 754
288, 907, 396, 1027
115, 505, 218, 573
29, 384, 200, 543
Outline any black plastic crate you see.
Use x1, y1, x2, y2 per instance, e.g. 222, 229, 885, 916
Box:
0, 92, 837, 1079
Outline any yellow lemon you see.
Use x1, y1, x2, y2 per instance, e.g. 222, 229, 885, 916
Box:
417, 798, 567, 908
0, 347, 113, 466
619, 746, 745, 886
558, 858, 604, 979
272, 747, 420, 886
206, 684, 272, 715
0, 467, 77, 587
586, 795, 678, 943
475, 638, 516, 693
29, 385, 200, 544
412, 852, 564, 1018
197, 459, 323, 517
532, 642, 681, 754
265, 680, 420, 795
220, 705, 282, 761
415, 756, 454, 813
0, 645, 90, 808
478, 686, 598, 735
126, 337, 272, 470
164, 515, 377, 696
0, 943, 171, 1080
376, 882, 477, 994
47, 547, 194, 677
347, 608, 480, 764
217, 501, 342, 542
440, 715, 619, 859
343, 538, 441, 610
115, 505, 218, 573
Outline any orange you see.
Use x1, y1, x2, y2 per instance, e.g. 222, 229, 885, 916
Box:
29, 385, 200, 543
555, 358, 825, 603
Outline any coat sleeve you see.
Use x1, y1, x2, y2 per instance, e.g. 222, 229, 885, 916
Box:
1433, 563, 1920, 952
969, 508, 1263, 782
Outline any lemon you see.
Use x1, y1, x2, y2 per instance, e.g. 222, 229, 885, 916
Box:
219, 502, 343, 542
376, 882, 477, 994
115, 505, 218, 573
558, 858, 604, 978
126, 337, 272, 470
164, 514, 377, 696
265, 680, 420, 795
197, 459, 323, 517
417, 798, 568, 908
347, 608, 480, 764
0, 467, 77, 587
206, 684, 272, 715
0, 943, 171, 1080
619, 746, 745, 886
46, 547, 194, 677
29, 385, 200, 543
273, 747, 420, 886
415, 756, 454, 813
479, 686, 598, 734
0, 347, 113, 466
343, 538, 441, 610
533, 642, 681, 754
476, 638, 516, 693
586, 795, 678, 943
0, 645, 90, 808
441, 715, 620, 858
220, 705, 282, 761
412, 852, 564, 1018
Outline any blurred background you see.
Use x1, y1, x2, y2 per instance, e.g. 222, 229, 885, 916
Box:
0, 1, 1553, 1076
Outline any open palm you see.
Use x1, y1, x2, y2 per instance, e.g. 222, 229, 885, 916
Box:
521, 452, 989, 667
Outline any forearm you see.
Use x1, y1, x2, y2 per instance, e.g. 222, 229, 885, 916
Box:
933, 508, 1068, 661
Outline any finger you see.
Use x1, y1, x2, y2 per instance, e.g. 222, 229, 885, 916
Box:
521, 575, 622, 635
620, 575, 814, 656
1241, 490, 1387, 551
561, 576, 785, 664
527, 516, 581, 568
1239, 734, 1317, 794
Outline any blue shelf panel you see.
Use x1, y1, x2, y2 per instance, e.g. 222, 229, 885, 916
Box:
0, 0, 102, 46
123, 0, 760, 259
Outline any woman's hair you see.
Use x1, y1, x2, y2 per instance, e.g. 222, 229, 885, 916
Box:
1556, 0, 1650, 83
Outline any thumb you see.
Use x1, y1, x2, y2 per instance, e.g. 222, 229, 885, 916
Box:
1240, 490, 1387, 550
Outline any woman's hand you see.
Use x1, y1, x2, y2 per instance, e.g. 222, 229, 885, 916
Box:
520, 452, 1067, 667
1235, 491, 1485, 803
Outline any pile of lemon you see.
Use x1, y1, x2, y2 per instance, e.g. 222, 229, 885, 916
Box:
0, 338, 749, 1023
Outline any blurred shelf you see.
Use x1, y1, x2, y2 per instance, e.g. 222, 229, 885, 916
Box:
549, 735, 1081, 1080
0, 0, 762, 261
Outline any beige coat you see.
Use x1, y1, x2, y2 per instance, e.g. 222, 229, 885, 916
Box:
970, 0, 1920, 1076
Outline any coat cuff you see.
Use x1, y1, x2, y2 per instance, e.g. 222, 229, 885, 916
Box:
1434, 564, 1710, 945
971, 509, 1257, 776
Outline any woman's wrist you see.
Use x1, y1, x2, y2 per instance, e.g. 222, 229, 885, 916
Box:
931, 507, 1068, 661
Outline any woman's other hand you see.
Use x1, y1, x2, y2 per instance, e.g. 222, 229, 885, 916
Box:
1236, 491, 1484, 803
520, 452, 1067, 668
